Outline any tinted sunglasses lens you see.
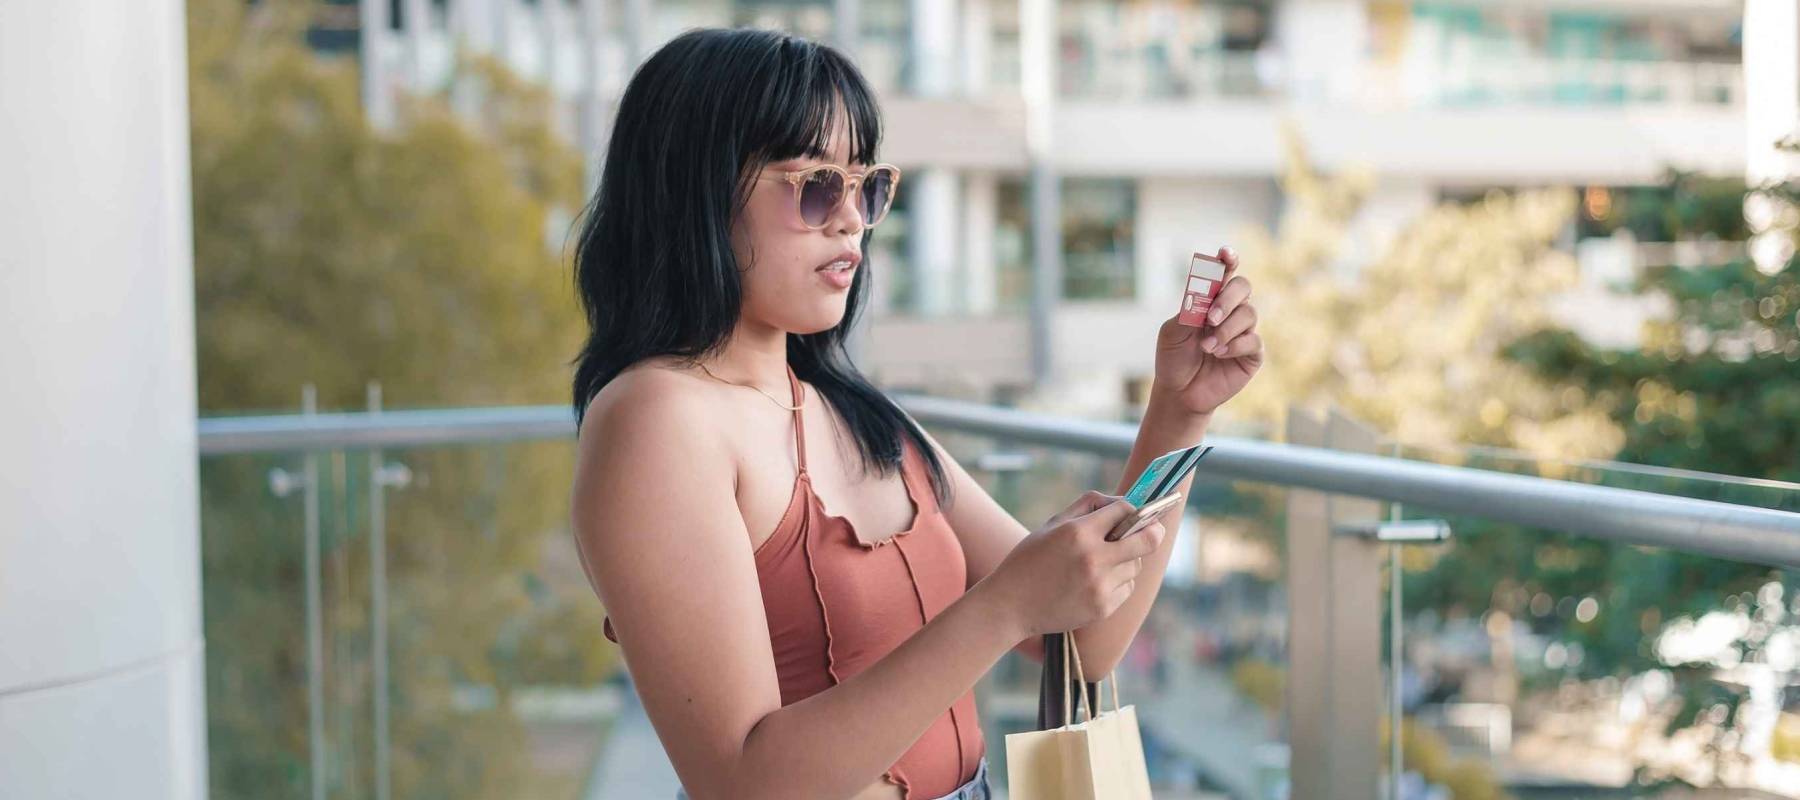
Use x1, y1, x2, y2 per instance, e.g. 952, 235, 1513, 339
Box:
861, 168, 896, 225
797, 170, 844, 227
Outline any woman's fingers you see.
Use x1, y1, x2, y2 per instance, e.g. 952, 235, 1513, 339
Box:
1218, 332, 1263, 359
1202, 302, 1257, 354
1100, 521, 1164, 566
1203, 275, 1252, 328
1105, 557, 1143, 590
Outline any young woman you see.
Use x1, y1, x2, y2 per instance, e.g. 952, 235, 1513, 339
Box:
568, 28, 1262, 800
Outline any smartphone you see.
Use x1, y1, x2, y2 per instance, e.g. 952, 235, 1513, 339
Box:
1106, 491, 1184, 542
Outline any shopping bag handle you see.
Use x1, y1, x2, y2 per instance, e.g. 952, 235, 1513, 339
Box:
1038, 632, 1129, 729
1059, 632, 1125, 726
1061, 631, 1092, 727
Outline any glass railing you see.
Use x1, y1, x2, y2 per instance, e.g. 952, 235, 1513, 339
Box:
197, 400, 1800, 799
200, 436, 616, 800
1380, 446, 1800, 798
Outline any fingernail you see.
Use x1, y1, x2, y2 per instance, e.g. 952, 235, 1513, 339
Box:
1201, 337, 1217, 352
1208, 310, 1222, 324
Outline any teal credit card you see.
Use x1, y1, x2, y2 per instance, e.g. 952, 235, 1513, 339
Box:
1124, 444, 1213, 506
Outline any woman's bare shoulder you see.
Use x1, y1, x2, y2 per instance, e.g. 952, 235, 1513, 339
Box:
582, 359, 715, 435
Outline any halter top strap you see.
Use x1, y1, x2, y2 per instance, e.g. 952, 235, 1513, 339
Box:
785, 364, 807, 475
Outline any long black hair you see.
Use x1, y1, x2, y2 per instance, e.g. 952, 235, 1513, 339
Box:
569, 27, 953, 509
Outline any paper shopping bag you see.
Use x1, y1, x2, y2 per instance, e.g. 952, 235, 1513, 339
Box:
1004, 633, 1153, 800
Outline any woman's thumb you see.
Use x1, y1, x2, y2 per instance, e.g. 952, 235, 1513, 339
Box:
1048, 491, 1120, 527
1078, 496, 1138, 531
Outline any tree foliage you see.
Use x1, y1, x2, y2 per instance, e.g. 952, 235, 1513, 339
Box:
1232, 128, 1619, 461
189, 1, 609, 796
1233, 128, 1800, 786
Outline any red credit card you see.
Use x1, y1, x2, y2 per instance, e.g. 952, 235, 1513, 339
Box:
1179, 252, 1227, 328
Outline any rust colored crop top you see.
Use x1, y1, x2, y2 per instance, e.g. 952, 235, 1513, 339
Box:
602, 365, 984, 798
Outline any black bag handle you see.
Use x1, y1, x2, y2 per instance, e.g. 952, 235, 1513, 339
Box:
1034, 632, 1100, 730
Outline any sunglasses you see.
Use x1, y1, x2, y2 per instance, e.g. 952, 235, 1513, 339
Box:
757, 163, 902, 230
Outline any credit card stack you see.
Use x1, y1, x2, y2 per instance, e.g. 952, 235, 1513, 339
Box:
1123, 443, 1212, 506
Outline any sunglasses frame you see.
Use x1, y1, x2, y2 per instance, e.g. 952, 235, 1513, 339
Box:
758, 163, 903, 230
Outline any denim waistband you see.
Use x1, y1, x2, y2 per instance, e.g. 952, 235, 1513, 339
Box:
675, 756, 990, 800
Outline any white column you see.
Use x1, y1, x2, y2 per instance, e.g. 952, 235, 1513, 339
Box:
361, 0, 395, 128
1742, 0, 1800, 275
624, 0, 653, 66
1745, 0, 1800, 186
577, 0, 608, 188
538, 0, 562, 86
910, 0, 958, 95
0, 2, 206, 799
405, 0, 430, 87
834, 0, 862, 59
963, 171, 1000, 315
447, 0, 470, 48
460, 0, 499, 54
960, 0, 993, 97
1274, 0, 1368, 105
909, 168, 962, 316
495, 0, 515, 66
901, 0, 962, 320
1020, 0, 1060, 383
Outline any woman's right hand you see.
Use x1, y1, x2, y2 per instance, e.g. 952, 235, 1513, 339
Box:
977, 491, 1167, 638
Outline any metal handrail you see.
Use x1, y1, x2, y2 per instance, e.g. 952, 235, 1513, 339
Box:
197, 404, 574, 454
196, 394, 1800, 568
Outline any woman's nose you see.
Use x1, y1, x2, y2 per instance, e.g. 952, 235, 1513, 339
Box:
828, 186, 865, 236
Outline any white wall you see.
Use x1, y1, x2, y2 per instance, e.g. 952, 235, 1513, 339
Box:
0, 2, 207, 797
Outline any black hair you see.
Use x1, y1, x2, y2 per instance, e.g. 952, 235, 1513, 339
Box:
569, 27, 953, 509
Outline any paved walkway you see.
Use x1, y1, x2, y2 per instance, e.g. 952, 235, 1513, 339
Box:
1132, 630, 1282, 800
583, 683, 682, 800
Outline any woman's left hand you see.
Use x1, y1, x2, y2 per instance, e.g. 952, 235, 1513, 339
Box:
1151, 246, 1263, 417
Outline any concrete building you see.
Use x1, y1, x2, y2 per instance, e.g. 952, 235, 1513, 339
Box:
350, 0, 1752, 412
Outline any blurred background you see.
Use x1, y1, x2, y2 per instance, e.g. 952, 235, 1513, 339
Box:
4, 0, 1800, 799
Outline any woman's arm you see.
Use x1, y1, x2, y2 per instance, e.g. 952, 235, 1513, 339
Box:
917, 403, 1207, 676
571, 370, 1029, 800
1084, 396, 1210, 672
935, 255, 1259, 674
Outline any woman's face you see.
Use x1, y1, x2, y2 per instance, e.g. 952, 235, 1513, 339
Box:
730, 117, 869, 336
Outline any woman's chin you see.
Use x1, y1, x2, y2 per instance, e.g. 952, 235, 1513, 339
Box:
784, 301, 849, 336
796, 312, 847, 336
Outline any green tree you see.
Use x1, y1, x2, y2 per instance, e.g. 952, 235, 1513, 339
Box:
1498, 170, 1800, 785
189, 1, 613, 797
1229, 130, 1800, 792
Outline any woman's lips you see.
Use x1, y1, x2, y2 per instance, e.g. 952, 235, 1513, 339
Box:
820, 255, 860, 290
817, 262, 856, 290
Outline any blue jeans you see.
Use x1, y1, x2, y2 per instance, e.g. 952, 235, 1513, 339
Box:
676, 756, 991, 800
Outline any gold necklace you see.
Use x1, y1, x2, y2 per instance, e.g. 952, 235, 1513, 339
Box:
697, 362, 805, 411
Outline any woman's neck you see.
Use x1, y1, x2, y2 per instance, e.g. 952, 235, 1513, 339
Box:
703, 318, 790, 394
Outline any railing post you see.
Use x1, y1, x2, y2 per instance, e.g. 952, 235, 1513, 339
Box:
1285, 407, 1382, 799
301, 385, 326, 800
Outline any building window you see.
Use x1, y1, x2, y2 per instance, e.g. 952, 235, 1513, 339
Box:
870, 177, 914, 314
1062, 178, 1136, 301
995, 178, 1032, 312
